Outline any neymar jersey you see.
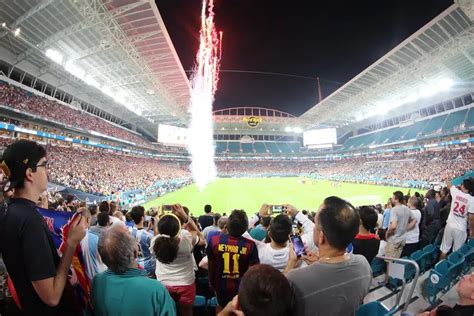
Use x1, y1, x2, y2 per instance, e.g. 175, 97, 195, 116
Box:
206, 233, 259, 304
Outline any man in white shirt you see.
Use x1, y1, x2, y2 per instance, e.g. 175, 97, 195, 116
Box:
440, 178, 474, 260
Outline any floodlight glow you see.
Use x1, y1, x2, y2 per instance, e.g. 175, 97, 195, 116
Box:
1, 23, 6, 28
13, 28, 20, 36
64, 61, 85, 79
293, 127, 303, 133
285, 126, 292, 132
84, 75, 101, 89
419, 85, 436, 98
45, 49, 63, 64
435, 78, 454, 91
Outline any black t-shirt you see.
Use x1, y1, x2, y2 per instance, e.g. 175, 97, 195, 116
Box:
352, 234, 380, 264
453, 304, 474, 316
0, 198, 77, 315
198, 214, 214, 230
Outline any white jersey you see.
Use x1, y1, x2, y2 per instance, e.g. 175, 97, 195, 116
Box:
446, 186, 474, 231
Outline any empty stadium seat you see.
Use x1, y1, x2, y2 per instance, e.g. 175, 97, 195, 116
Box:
193, 295, 207, 316
215, 142, 228, 153
421, 244, 438, 270
241, 142, 253, 153
441, 109, 468, 132
266, 142, 279, 153
228, 142, 240, 153
254, 142, 267, 153
457, 244, 474, 267
410, 250, 425, 272
447, 252, 469, 282
466, 107, 474, 128
421, 115, 448, 135
402, 120, 430, 140
370, 257, 386, 276
424, 260, 451, 304
356, 301, 390, 316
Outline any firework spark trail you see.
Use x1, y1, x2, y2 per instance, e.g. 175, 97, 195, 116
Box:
188, 0, 222, 190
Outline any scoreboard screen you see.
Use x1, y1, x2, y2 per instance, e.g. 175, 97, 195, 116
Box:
303, 128, 337, 146
158, 124, 188, 146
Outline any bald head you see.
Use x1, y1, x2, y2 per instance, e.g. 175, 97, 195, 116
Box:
98, 225, 136, 274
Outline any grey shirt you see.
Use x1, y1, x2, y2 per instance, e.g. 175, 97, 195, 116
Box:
287, 254, 371, 316
387, 205, 413, 244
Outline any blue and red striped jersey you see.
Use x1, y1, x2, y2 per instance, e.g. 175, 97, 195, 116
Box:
206, 233, 259, 302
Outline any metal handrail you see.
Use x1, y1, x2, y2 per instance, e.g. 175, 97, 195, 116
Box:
376, 256, 420, 313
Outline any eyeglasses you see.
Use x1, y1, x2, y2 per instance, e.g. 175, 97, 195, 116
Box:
36, 161, 48, 169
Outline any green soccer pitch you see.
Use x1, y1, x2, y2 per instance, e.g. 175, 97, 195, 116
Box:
143, 177, 420, 216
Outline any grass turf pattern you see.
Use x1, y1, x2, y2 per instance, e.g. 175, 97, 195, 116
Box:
144, 177, 419, 216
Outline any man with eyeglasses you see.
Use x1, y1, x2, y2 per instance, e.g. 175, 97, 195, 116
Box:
0, 140, 87, 315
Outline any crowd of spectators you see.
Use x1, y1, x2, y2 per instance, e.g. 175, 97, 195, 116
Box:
46, 145, 190, 196
0, 81, 150, 147
0, 139, 473, 316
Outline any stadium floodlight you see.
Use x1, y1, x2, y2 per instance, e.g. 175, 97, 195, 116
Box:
64, 61, 85, 79
13, 28, 20, 36
293, 127, 303, 133
284, 126, 292, 132
419, 85, 436, 98
1, 23, 6, 27
45, 49, 63, 64
435, 78, 454, 91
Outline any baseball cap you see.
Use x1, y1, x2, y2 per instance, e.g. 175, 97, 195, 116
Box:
0, 140, 47, 191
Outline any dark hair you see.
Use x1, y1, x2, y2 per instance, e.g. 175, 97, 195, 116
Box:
97, 212, 110, 227
392, 191, 404, 203
318, 196, 359, 250
358, 206, 378, 231
269, 214, 292, 244
409, 196, 423, 210
130, 206, 145, 224
204, 204, 212, 214
463, 178, 474, 196
66, 194, 74, 204
89, 204, 98, 216
213, 213, 221, 225
99, 201, 110, 213
425, 189, 436, 200
260, 216, 271, 228
238, 264, 295, 316
1, 140, 47, 190
227, 210, 248, 237
109, 201, 118, 215
153, 215, 181, 264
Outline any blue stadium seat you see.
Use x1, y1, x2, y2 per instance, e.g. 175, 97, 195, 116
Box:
466, 107, 474, 128
356, 301, 390, 316
370, 257, 386, 276
228, 142, 240, 153
421, 115, 448, 135
447, 252, 466, 278
193, 295, 207, 316
241, 143, 253, 153
254, 142, 267, 153
421, 244, 437, 270
215, 142, 228, 153
469, 239, 474, 248
423, 260, 451, 304
266, 142, 279, 153
441, 109, 468, 132
208, 297, 218, 307
194, 295, 206, 307
410, 250, 425, 272
457, 244, 474, 267
402, 120, 430, 140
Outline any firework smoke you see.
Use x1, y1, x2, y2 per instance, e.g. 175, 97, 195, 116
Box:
188, 0, 222, 190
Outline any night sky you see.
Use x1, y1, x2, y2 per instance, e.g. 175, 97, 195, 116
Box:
156, 0, 453, 116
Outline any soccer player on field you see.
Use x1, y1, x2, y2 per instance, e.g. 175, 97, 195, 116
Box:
207, 209, 259, 309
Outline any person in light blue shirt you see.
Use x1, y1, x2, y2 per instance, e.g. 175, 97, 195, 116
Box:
129, 205, 155, 276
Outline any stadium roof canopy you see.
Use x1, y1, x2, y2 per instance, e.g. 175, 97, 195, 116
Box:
300, 1, 474, 132
0, 0, 191, 137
